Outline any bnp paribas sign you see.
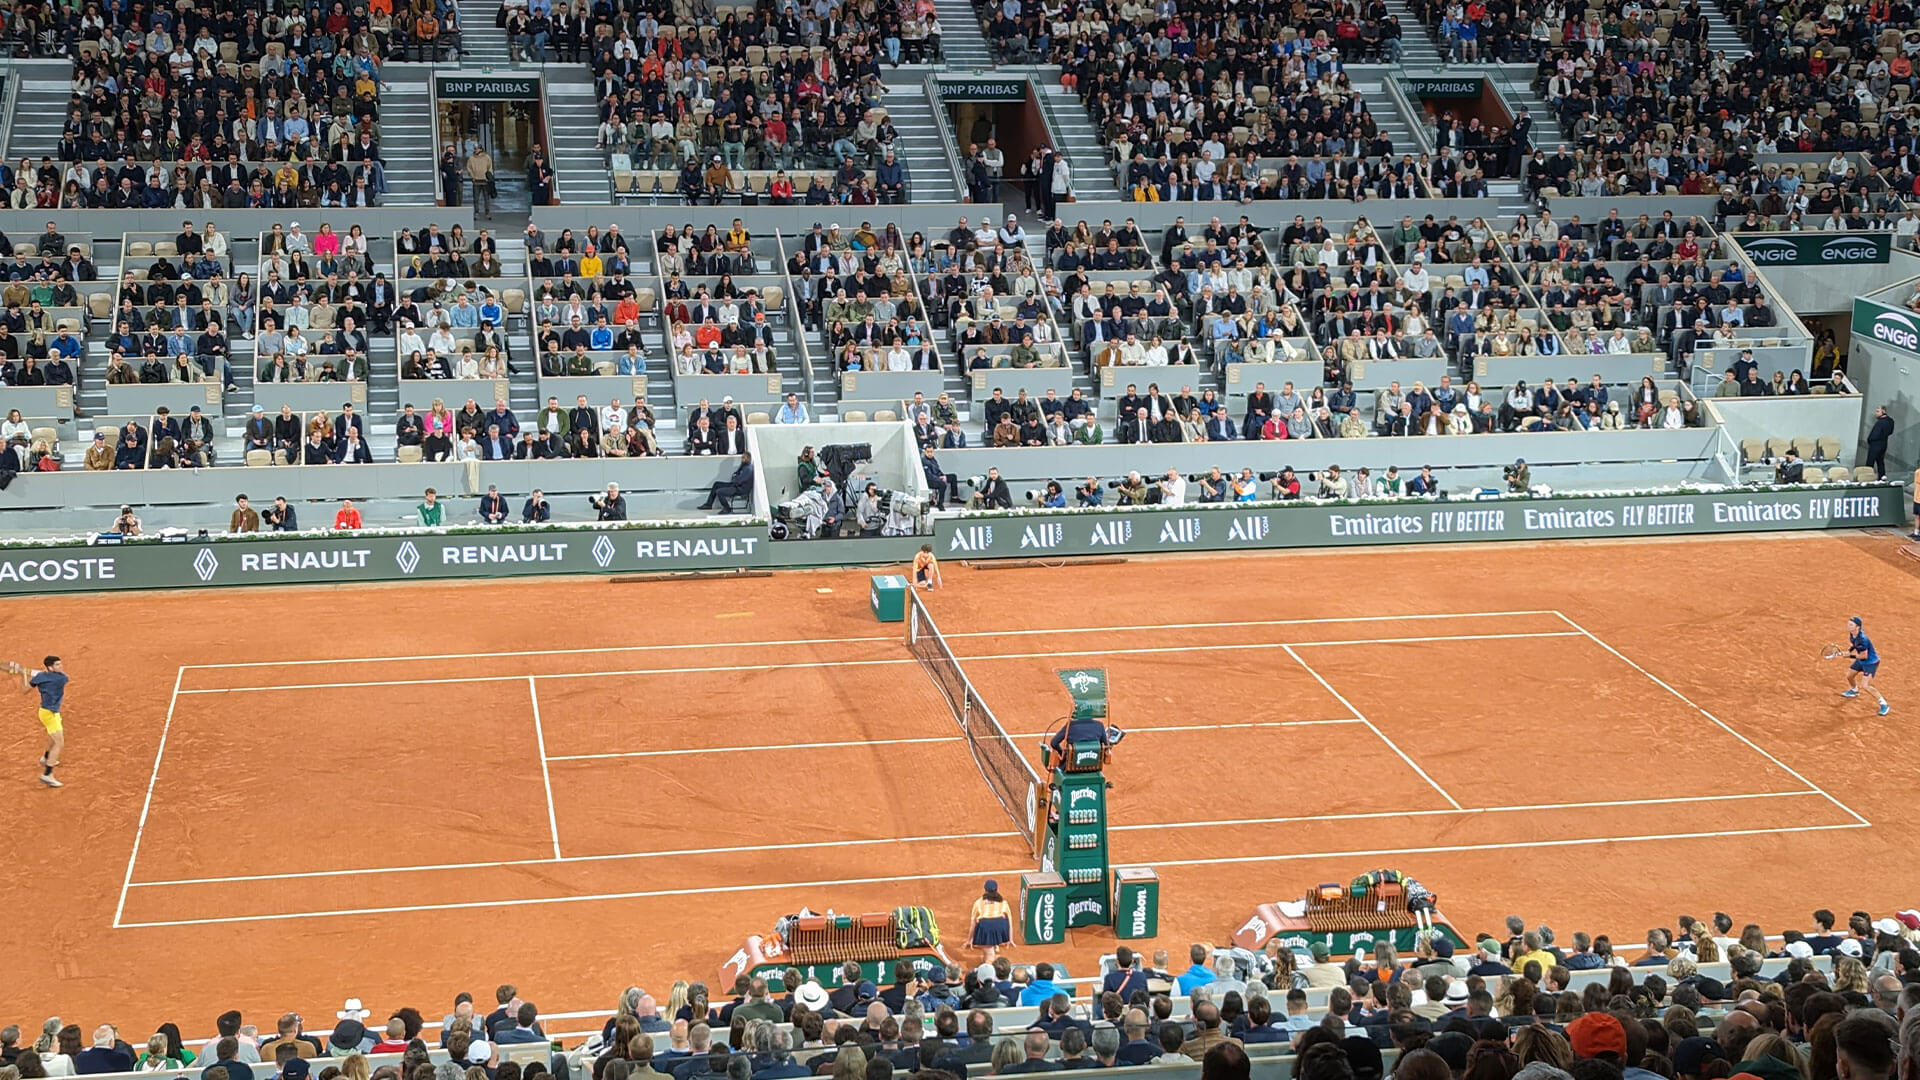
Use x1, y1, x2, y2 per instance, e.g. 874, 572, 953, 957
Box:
1739, 233, 1890, 266
1853, 297, 1920, 355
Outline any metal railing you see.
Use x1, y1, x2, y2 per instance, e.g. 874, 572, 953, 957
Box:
922, 73, 968, 203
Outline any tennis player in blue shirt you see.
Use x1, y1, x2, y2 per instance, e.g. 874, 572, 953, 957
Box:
11, 655, 68, 787
1841, 617, 1891, 716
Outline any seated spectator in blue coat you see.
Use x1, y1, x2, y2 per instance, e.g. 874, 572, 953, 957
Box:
1018, 962, 1064, 1006
495, 1003, 546, 1044
74, 1026, 136, 1074
1175, 943, 1217, 995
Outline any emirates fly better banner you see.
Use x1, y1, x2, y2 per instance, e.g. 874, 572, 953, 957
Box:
934, 485, 1903, 559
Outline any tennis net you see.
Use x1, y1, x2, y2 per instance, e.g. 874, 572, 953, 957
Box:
906, 589, 1042, 855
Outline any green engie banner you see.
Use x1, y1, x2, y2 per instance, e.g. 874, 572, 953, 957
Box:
934, 485, 1903, 559
1738, 232, 1890, 266
1852, 297, 1920, 356
0, 523, 768, 596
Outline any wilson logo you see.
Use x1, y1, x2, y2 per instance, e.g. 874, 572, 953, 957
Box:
1873, 311, 1920, 351
1129, 889, 1150, 936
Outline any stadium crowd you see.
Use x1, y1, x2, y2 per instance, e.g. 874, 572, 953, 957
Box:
3, 910, 1920, 1080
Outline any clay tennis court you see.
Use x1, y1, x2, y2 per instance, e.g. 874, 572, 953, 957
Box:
6, 530, 1918, 1034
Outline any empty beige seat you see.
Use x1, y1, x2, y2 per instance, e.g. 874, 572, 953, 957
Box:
873, 409, 898, 422
88, 292, 112, 318
747, 411, 770, 425
395, 445, 423, 463
1739, 438, 1765, 463
841, 409, 868, 422
1816, 436, 1841, 461
1852, 466, 1879, 482
127, 241, 153, 257
1791, 436, 1819, 460
1765, 437, 1793, 460
593, 361, 617, 376
503, 289, 526, 314
245, 449, 273, 467
153, 241, 176, 256
1829, 466, 1852, 482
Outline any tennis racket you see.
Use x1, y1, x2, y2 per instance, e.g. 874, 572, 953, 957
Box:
1822, 642, 1846, 660
0, 661, 18, 675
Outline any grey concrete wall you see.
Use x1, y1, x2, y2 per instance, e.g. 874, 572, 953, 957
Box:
1707, 393, 1867, 463
1846, 337, 1920, 478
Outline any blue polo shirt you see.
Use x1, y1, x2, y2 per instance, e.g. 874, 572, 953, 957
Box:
31, 670, 67, 711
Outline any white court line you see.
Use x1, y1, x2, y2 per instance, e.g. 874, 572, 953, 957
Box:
179, 610, 1564, 671
122, 789, 1818, 889
544, 718, 1364, 762
1282, 644, 1463, 811
113, 666, 184, 929
1550, 611, 1873, 827
113, 820, 1867, 928
175, 631, 1585, 695
126, 828, 1023, 888
1106, 789, 1820, 832
528, 677, 562, 860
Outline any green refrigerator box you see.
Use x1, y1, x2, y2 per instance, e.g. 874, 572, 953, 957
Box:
869, 574, 907, 622
1112, 867, 1159, 939
1021, 871, 1069, 945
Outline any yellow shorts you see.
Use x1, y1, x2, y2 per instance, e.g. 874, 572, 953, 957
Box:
37, 708, 61, 734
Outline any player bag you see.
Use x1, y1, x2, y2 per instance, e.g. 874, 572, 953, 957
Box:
894, 905, 940, 950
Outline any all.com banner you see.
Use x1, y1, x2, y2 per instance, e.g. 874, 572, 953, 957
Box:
0, 524, 770, 595
934, 485, 1902, 559
1736, 232, 1890, 266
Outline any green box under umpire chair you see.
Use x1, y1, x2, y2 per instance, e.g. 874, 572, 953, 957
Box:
1021, 871, 1069, 945
1112, 867, 1159, 939
869, 575, 907, 622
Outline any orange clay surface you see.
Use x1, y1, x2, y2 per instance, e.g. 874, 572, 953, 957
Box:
5, 531, 1920, 1036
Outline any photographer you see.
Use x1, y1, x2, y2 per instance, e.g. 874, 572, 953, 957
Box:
1270, 467, 1301, 500
1076, 477, 1104, 507
1318, 464, 1350, 499
1035, 481, 1066, 508
1775, 448, 1805, 484
590, 482, 629, 521
1196, 467, 1227, 503
1155, 469, 1187, 505
1506, 458, 1531, 493
1407, 465, 1442, 496
111, 504, 142, 536
1233, 468, 1260, 502
968, 467, 1012, 509
262, 495, 299, 531
1114, 471, 1150, 505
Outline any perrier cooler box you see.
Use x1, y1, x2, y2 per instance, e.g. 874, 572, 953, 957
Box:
1112, 866, 1160, 939
1021, 871, 1069, 945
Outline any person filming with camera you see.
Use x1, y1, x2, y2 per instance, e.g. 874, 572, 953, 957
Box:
590, 482, 628, 520
1505, 457, 1531, 493
967, 467, 1012, 509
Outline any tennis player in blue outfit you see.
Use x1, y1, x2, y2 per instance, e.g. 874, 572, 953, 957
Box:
1841, 617, 1891, 716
